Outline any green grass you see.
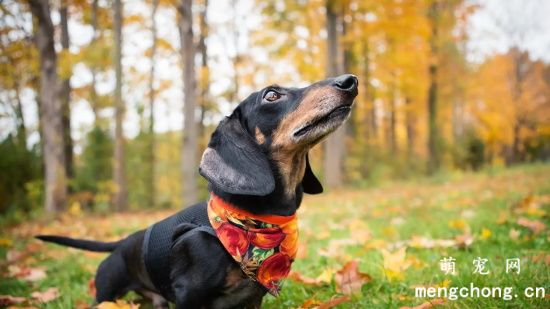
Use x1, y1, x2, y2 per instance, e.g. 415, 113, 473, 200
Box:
1, 164, 549, 308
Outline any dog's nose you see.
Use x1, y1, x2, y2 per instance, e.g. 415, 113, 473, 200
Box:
332, 74, 358, 92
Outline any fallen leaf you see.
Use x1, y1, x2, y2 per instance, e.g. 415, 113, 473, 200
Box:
31, 288, 59, 303
334, 260, 372, 294
96, 300, 140, 309
399, 298, 446, 309
509, 229, 520, 240
318, 295, 351, 309
365, 239, 387, 250
408, 236, 455, 249
381, 247, 412, 281
0, 295, 26, 306
448, 219, 468, 232
496, 211, 509, 224
288, 271, 325, 286
480, 228, 492, 240
316, 268, 335, 283
454, 233, 474, 249
531, 254, 550, 265
299, 297, 321, 309
8, 266, 46, 282
88, 278, 97, 297
517, 218, 546, 234
0, 238, 13, 247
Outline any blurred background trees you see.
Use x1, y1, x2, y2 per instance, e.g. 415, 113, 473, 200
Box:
0, 0, 549, 216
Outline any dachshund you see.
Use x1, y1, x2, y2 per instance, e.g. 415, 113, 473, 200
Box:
37, 74, 358, 309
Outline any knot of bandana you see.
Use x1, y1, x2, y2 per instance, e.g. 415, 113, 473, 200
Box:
207, 194, 298, 296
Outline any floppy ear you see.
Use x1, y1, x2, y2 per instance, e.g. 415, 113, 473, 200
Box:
302, 154, 323, 194
199, 116, 275, 196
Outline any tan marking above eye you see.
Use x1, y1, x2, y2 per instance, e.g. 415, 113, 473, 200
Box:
255, 127, 266, 145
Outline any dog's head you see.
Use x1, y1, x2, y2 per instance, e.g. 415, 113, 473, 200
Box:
200, 74, 358, 197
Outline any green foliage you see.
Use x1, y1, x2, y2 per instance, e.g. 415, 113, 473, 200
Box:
0, 135, 42, 214
126, 131, 153, 209
75, 126, 113, 197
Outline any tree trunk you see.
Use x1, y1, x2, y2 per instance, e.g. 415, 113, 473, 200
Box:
113, 0, 128, 211
90, 0, 99, 122
405, 97, 415, 158
178, 0, 198, 205
231, 0, 240, 104
323, 0, 345, 188
14, 84, 27, 148
427, 0, 440, 174
29, 0, 67, 213
362, 41, 376, 140
388, 88, 397, 154
198, 0, 209, 140
146, 0, 159, 208
59, 2, 73, 180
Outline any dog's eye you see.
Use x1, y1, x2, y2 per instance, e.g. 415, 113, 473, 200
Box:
263, 90, 281, 102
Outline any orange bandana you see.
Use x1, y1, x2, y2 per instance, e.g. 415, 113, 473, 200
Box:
207, 194, 298, 296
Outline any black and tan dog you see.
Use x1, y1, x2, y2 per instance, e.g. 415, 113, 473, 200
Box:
37, 74, 358, 308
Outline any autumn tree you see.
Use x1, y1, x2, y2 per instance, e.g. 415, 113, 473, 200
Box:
146, 0, 159, 207
59, 0, 73, 181
323, 0, 346, 188
178, 0, 198, 205
28, 0, 67, 212
113, 0, 128, 211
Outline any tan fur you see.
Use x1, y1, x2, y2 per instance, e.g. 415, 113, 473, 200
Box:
255, 127, 265, 145
271, 86, 332, 197
271, 86, 332, 150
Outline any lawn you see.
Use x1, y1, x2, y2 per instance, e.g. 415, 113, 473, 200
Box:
1, 164, 549, 308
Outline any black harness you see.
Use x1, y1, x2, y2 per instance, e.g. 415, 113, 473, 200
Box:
142, 202, 214, 299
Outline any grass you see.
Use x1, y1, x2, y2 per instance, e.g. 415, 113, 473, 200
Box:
1, 163, 549, 308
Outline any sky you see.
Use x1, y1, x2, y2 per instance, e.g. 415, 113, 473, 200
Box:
5, 0, 550, 152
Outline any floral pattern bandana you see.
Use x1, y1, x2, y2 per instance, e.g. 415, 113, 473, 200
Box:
207, 194, 298, 296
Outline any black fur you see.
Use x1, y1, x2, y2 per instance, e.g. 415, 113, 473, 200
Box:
36, 74, 358, 308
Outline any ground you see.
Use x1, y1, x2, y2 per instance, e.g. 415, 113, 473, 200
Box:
1, 164, 549, 308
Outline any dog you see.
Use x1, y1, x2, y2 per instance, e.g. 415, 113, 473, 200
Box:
37, 74, 358, 308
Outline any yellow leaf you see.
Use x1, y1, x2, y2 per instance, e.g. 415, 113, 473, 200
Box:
448, 219, 467, 231
480, 228, 492, 240
316, 267, 335, 283
0, 237, 13, 247
381, 247, 412, 281
96, 300, 140, 309
68, 202, 82, 217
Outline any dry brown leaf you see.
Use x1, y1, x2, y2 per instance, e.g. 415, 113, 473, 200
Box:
334, 260, 372, 295
318, 295, 351, 309
8, 266, 47, 282
454, 233, 474, 249
96, 300, 140, 309
509, 228, 520, 240
531, 253, 550, 265
299, 297, 321, 309
288, 271, 325, 286
517, 218, 546, 234
0, 295, 27, 306
31, 287, 60, 303
399, 298, 446, 309
89, 278, 97, 297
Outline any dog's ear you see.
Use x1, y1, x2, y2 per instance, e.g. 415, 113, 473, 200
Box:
199, 116, 275, 196
302, 154, 323, 194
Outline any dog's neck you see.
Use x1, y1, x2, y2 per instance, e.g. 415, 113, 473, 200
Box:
209, 160, 306, 217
